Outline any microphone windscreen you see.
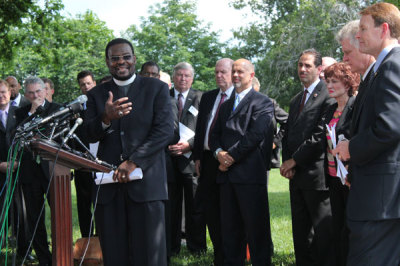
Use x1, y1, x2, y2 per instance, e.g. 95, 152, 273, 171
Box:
69, 102, 83, 114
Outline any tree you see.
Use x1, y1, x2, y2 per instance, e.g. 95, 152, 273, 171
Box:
0, 0, 64, 61
0, 11, 114, 102
123, 0, 227, 91
230, 0, 379, 107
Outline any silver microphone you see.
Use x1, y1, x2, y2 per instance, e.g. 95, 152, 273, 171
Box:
40, 95, 88, 125
62, 118, 83, 146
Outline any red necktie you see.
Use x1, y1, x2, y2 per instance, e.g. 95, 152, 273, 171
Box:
208, 92, 226, 146
299, 89, 308, 113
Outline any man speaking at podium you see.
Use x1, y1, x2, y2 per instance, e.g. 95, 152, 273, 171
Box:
84, 38, 173, 265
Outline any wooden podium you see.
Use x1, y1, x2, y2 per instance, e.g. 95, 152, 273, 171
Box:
31, 139, 111, 266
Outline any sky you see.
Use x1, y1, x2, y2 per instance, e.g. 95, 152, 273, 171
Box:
60, 0, 256, 42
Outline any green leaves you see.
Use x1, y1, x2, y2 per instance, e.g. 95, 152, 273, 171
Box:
123, 0, 227, 92
230, 0, 378, 107
0, 10, 114, 103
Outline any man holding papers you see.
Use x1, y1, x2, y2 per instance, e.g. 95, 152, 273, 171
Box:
84, 38, 173, 265
334, 3, 400, 265
168, 62, 204, 255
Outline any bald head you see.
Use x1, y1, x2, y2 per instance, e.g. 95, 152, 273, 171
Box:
5, 76, 21, 100
232, 59, 255, 92
320, 57, 337, 80
215, 58, 234, 91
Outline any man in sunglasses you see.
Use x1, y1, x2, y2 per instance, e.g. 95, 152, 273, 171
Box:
84, 38, 173, 265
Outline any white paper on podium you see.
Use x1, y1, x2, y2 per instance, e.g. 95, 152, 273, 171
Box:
95, 168, 143, 185
326, 124, 348, 184
179, 122, 195, 159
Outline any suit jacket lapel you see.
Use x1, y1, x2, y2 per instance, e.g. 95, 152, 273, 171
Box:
126, 75, 142, 101
205, 89, 219, 122
229, 89, 254, 119
336, 96, 354, 130
6, 106, 17, 133
181, 89, 194, 121
294, 81, 324, 125
351, 68, 374, 135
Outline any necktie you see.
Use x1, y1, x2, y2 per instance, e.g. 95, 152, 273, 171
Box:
178, 93, 183, 120
299, 89, 308, 113
0, 110, 7, 128
233, 94, 240, 111
208, 92, 227, 146
11, 100, 17, 107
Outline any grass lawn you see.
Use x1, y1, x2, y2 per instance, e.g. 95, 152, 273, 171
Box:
2, 168, 295, 265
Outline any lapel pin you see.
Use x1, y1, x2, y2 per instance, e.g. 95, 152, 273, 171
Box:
313, 93, 318, 98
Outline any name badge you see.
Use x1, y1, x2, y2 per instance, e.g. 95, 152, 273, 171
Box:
188, 106, 198, 117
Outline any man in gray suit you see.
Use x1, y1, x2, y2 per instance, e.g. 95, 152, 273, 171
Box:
334, 3, 400, 265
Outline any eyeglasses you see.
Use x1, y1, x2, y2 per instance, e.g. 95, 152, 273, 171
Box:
109, 55, 133, 62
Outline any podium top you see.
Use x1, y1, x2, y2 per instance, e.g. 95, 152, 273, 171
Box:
31, 139, 112, 173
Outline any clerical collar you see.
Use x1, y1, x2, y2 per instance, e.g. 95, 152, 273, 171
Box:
113, 74, 136, 86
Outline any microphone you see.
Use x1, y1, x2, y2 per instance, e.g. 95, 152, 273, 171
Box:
62, 118, 83, 146
40, 95, 87, 125
63, 95, 88, 108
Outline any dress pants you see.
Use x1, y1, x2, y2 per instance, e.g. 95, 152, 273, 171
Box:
168, 169, 206, 254
328, 177, 349, 266
21, 165, 52, 266
195, 150, 223, 265
74, 170, 95, 237
220, 182, 271, 266
347, 218, 400, 266
95, 186, 167, 266
290, 185, 333, 266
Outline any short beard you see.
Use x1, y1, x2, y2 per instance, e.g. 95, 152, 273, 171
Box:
111, 72, 134, 81
233, 82, 241, 89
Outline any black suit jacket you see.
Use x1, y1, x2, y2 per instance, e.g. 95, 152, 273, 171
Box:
282, 80, 335, 190
270, 99, 288, 169
170, 88, 202, 174
85, 76, 174, 204
14, 100, 61, 183
311, 96, 355, 183
0, 105, 18, 180
210, 89, 274, 184
193, 88, 220, 161
18, 95, 30, 108
348, 47, 400, 221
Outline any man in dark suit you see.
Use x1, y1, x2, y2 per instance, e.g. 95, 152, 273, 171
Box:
4, 76, 33, 260
15, 76, 61, 266
168, 62, 204, 254
0, 79, 18, 239
5, 76, 30, 107
73, 70, 97, 238
334, 3, 400, 265
193, 58, 234, 265
280, 49, 334, 265
84, 38, 173, 265
210, 58, 274, 265
138, 61, 180, 263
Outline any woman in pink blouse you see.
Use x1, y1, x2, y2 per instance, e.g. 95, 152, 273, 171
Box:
323, 62, 359, 266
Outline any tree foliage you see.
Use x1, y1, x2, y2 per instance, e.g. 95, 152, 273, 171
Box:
230, 0, 383, 107
0, 11, 114, 102
123, 0, 227, 91
0, 0, 64, 61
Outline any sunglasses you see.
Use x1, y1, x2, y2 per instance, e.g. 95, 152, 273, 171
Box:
109, 55, 133, 62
